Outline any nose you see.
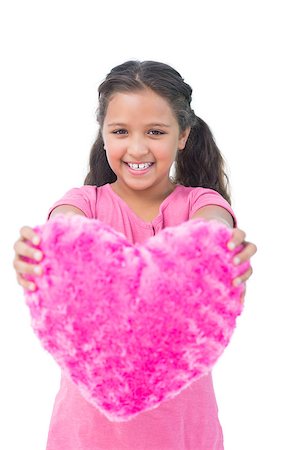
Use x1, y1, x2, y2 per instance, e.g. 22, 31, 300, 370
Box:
127, 133, 150, 159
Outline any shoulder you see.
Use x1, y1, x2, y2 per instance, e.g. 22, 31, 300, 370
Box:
46, 185, 103, 221
176, 185, 237, 227
56, 185, 99, 205
176, 185, 227, 204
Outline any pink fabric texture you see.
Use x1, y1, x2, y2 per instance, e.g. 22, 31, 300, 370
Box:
37, 183, 239, 449
24, 215, 247, 423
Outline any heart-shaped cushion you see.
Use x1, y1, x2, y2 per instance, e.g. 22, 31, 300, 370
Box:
24, 214, 249, 422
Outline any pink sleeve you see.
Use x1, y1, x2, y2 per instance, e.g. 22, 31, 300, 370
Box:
46, 186, 97, 221
189, 187, 238, 228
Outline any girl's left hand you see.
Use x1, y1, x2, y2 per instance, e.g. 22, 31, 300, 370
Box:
227, 228, 257, 299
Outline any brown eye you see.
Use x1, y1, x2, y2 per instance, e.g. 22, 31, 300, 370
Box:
112, 129, 127, 135
148, 130, 165, 135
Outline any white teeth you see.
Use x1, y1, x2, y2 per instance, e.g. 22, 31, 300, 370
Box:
127, 162, 153, 170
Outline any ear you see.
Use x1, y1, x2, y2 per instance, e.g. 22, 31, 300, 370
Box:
178, 127, 191, 150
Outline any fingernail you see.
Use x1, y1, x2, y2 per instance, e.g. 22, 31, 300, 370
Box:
234, 277, 242, 286
34, 251, 43, 261
34, 266, 42, 274
32, 236, 40, 245
28, 283, 36, 291
228, 242, 235, 250
233, 256, 240, 265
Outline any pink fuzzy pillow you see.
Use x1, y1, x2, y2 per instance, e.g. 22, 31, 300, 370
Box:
24, 214, 249, 422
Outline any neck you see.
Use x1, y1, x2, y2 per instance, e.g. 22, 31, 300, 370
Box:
111, 180, 177, 205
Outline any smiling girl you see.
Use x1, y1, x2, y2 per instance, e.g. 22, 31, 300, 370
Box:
13, 60, 257, 450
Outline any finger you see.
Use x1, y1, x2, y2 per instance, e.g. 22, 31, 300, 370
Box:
233, 266, 253, 286
13, 240, 43, 262
13, 257, 43, 277
16, 273, 37, 291
241, 282, 248, 305
240, 289, 246, 305
232, 242, 258, 265
227, 228, 246, 250
19, 226, 40, 245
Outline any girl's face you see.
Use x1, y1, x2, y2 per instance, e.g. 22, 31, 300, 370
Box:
101, 88, 190, 198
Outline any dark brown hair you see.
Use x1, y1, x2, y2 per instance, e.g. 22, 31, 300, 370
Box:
84, 60, 231, 204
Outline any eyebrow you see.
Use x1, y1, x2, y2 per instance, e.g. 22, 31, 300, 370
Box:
107, 122, 171, 127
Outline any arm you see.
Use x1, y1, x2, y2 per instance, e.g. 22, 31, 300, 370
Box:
191, 205, 234, 228
13, 205, 86, 292
49, 204, 86, 220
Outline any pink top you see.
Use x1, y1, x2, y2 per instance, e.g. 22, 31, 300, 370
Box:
45, 183, 237, 450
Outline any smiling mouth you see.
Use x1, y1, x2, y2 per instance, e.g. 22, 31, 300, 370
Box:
124, 162, 154, 169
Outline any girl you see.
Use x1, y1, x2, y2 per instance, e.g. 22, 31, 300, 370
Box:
13, 60, 257, 450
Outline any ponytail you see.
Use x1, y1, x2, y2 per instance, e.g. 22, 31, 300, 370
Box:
84, 130, 116, 186
173, 115, 231, 204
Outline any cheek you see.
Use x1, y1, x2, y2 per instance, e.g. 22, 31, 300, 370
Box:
155, 139, 178, 158
105, 138, 126, 156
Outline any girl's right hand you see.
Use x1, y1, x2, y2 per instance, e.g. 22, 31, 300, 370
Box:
13, 226, 44, 291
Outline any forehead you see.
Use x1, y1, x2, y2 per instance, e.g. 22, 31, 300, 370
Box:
104, 89, 177, 123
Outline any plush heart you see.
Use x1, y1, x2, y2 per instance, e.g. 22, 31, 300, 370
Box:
24, 214, 249, 422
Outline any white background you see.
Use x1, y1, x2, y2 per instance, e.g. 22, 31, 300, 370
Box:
0, 1, 299, 449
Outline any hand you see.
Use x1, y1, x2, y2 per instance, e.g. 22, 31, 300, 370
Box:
13, 226, 44, 291
227, 228, 257, 303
